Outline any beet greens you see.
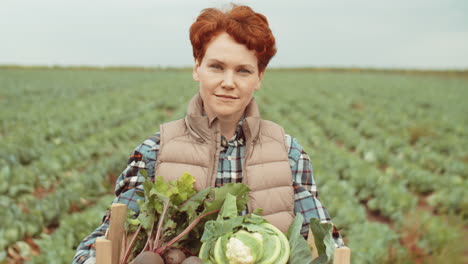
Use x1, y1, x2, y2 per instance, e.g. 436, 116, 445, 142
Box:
121, 171, 250, 263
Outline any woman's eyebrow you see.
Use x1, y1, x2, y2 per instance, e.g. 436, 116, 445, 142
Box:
206, 58, 225, 65
207, 58, 255, 69
237, 64, 255, 69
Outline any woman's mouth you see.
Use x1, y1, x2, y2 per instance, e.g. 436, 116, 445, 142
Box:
215, 94, 239, 100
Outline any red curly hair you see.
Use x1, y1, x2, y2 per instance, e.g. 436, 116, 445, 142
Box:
190, 4, 277, 73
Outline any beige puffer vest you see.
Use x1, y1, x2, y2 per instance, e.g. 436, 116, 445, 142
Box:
154, 94, 295, 232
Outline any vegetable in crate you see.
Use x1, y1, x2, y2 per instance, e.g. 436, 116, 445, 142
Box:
122, 171, 250, 264
198, 193, 336, 264
163, 248, 187, 264
199, 193, 290, 264
287, 214, 336, 264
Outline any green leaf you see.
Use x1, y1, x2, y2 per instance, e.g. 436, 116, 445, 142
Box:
241, 214, 271, 233
126, 208, 140, 228
163, 219, 177, 230
199, 240, 216, 262
153, 176, 171, 197
171, 172, 197, 205
241, 222, 272, 234
311, 255, 329, 264
140, 169, 148, 178
142, 174, 153, 198
310, 218, 335, 264
287, 214, 313, 264
161, 219, 178, 239
252, 208, 264, 215
200, 194, 250, 243
201, 216, 243, 242
203, 183, 250, 214
137, 200, 155, 230
217, 193, 238, 220
243, 213, 267, 225
180, 187, 211, 220
128, 218, 140, 226
136, 190, 144, 197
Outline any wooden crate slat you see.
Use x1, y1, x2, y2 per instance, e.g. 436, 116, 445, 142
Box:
108, 203, 127, 264
333, 247, 351, 264
96, 237, 112, 264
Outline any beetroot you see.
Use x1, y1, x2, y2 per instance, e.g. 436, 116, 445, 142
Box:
163, 248, 186, 264
131, 251, 164, 264
181, 256, 202, 264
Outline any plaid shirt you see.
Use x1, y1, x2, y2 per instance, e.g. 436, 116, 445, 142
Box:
72, 121, 344, 264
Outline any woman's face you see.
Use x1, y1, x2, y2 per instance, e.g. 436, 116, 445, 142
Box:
193, 32, 263, 121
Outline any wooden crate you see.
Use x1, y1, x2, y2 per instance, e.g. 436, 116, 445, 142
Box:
96, 203, 351, 264
96, 203, 127, 264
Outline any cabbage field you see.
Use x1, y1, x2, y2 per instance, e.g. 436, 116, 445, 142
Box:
0, 67, 467, 263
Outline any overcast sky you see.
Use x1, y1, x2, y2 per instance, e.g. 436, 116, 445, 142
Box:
1, 0, 467, 69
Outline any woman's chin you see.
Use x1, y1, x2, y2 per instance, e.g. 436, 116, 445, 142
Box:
213, 109, 242, 120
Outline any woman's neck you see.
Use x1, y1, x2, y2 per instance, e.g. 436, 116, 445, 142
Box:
213, 112, 243, 140
219, 119, 237, 139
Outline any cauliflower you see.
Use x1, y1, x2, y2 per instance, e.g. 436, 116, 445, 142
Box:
225, 237, 255, 264
198, 194, 290, 264
225, 232, 263, 264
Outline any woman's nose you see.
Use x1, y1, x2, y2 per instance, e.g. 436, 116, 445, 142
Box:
221, 71, 235, 89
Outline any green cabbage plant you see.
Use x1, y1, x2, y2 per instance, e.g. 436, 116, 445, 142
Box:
198, 193, 290, 264
198, 193, 337, 264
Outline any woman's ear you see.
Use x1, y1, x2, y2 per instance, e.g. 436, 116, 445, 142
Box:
255, 71, 265, 91
192, 60, 200, 82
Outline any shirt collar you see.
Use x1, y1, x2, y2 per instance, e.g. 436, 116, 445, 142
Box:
221, 118, 245, 148
201, 108, 245, 148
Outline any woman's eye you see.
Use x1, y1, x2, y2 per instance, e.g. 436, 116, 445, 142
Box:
239, 69, 251, 74
210, 64, 222, 70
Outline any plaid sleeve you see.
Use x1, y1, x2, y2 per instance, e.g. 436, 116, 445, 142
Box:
72, 132, 160, 264
286, 134, 345, 247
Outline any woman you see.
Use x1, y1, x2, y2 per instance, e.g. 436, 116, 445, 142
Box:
73, 4, 343, 263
